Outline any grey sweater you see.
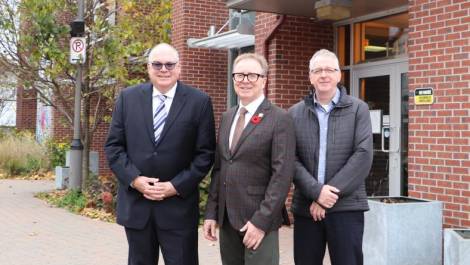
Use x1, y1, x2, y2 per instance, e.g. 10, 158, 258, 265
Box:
288, 87, 373, 217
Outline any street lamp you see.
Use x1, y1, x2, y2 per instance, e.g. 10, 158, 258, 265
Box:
68, 0, 85, 190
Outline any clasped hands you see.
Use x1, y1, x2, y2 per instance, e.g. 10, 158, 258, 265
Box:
132, 176, 177, 201
203, 220, 265, 250
310, 184, 340, 221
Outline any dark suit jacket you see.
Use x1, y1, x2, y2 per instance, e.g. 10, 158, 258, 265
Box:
105, 81, 215, 230
204, 99, 295, 233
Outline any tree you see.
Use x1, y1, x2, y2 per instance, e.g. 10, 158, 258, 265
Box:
0, 0, 171, 189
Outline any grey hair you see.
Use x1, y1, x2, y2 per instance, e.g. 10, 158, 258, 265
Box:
234, 53, 269, 75
147, 43, 180, 63
309, 49, 340, 71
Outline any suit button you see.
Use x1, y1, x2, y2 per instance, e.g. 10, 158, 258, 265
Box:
153, 152, 157, 155
223, 181, 226, 186
229, 160, 233, 164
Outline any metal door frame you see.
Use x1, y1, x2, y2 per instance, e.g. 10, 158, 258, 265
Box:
351, 60, 408, 196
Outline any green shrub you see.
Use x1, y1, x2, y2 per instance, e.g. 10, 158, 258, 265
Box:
0, 132, 49, 176
84, 173, 117, 211
25, 155, 43, 172
45, 139, 70, 169
3, 159, 26, 176
198, 172, 211, 225
58, 189, 87, 212
0, 127, 14, 140
37, 189, 87, 213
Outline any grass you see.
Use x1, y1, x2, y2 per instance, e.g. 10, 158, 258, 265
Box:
36, 189, 86, 213
0, 132, 49, 177
0, 132, 115, 223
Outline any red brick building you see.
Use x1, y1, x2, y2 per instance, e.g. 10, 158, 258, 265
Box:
175, 0, 469, 228
17, 0, 469, 228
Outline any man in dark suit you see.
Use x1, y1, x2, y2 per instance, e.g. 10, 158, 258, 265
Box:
203, 53, 295, 265
105, 43, 216, 265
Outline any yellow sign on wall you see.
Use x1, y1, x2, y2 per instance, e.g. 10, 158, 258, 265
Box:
414, 87, 433, 105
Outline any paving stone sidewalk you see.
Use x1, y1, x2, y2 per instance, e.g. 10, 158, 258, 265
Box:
0, 179, 331, 265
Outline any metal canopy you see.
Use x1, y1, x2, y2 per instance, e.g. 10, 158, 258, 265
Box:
187, 10, 255, 50
227, 0, 316, 17
227, 0, 408, 19
187, 29, 254, 50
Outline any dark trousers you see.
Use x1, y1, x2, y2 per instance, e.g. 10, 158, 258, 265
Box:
293, 211, 364, 265
125, 208, 198, 265
219, 213, 279, 265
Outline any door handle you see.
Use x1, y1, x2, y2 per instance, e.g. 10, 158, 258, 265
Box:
381, 126, 389, 152
381, 126, 400, 153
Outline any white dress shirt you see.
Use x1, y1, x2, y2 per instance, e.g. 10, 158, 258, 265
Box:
229, 95, 265, 149
152, 83, 177, 116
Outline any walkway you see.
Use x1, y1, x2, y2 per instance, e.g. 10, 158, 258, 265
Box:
0, 179, 331, 265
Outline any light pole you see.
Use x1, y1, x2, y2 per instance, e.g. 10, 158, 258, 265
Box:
69, 0, 85, 190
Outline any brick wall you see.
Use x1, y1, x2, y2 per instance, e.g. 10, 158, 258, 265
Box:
15, 10, 37, 132
255, 13, 334, 109
408, 0, 470, 228
52, 108, 73, 141
172, 0, 228, 124
90, 112, 112, 176
52, 94, 117, 177
16, 86, 37, 132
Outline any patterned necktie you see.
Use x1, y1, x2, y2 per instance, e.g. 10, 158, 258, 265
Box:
230, 107, 248, 152
153, 94, 167, 142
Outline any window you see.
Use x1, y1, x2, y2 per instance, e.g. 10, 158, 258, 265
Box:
353, 13, 408, 64
0, 86, 16, 127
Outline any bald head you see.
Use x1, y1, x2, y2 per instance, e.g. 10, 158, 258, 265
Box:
148, 43, 180, 63
147, 43, 181, 93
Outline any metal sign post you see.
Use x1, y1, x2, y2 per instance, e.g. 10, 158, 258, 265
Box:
69, 0, 85, 190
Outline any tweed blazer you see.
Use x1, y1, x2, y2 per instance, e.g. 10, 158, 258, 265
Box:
205, 99, 295, 233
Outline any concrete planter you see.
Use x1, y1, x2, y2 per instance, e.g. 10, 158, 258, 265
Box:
363, 196, 443, 265
444, 229, 470, 265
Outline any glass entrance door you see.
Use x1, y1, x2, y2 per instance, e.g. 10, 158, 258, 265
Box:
352, 61, 408, 196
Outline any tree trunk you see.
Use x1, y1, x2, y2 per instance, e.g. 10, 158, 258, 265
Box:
81, 95, 90, 191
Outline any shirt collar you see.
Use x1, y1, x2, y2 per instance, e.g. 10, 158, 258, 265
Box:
152, 82, 177, 99
313, 87, 340, 107
239, 94, 265, 115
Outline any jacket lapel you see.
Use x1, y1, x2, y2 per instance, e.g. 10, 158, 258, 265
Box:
230, 99, 271, 156
140, 83, 156, 145
155, 81, 187, 147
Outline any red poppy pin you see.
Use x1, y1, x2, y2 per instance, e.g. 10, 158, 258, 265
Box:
251, 113, 264, 124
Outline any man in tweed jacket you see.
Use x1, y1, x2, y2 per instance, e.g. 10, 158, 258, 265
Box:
288, 49, 373, 265
203, 53, 295, 265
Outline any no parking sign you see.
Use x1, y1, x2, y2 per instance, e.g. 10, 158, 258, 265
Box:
70, 37, 86, 64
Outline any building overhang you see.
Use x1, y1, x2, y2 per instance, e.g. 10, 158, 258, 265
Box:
227, 0, 408, 20
227, 0, 317, 18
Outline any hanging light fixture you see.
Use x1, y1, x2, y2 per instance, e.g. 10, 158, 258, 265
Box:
315, 0, 352, 21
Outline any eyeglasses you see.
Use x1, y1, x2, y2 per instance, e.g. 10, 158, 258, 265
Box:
149, 61, 178, 71
232, 73, 265, 82
310, 68, 339, 75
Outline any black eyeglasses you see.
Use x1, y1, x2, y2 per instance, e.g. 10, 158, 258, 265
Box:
232, 73, 265, 82
149, 61, 178, 71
